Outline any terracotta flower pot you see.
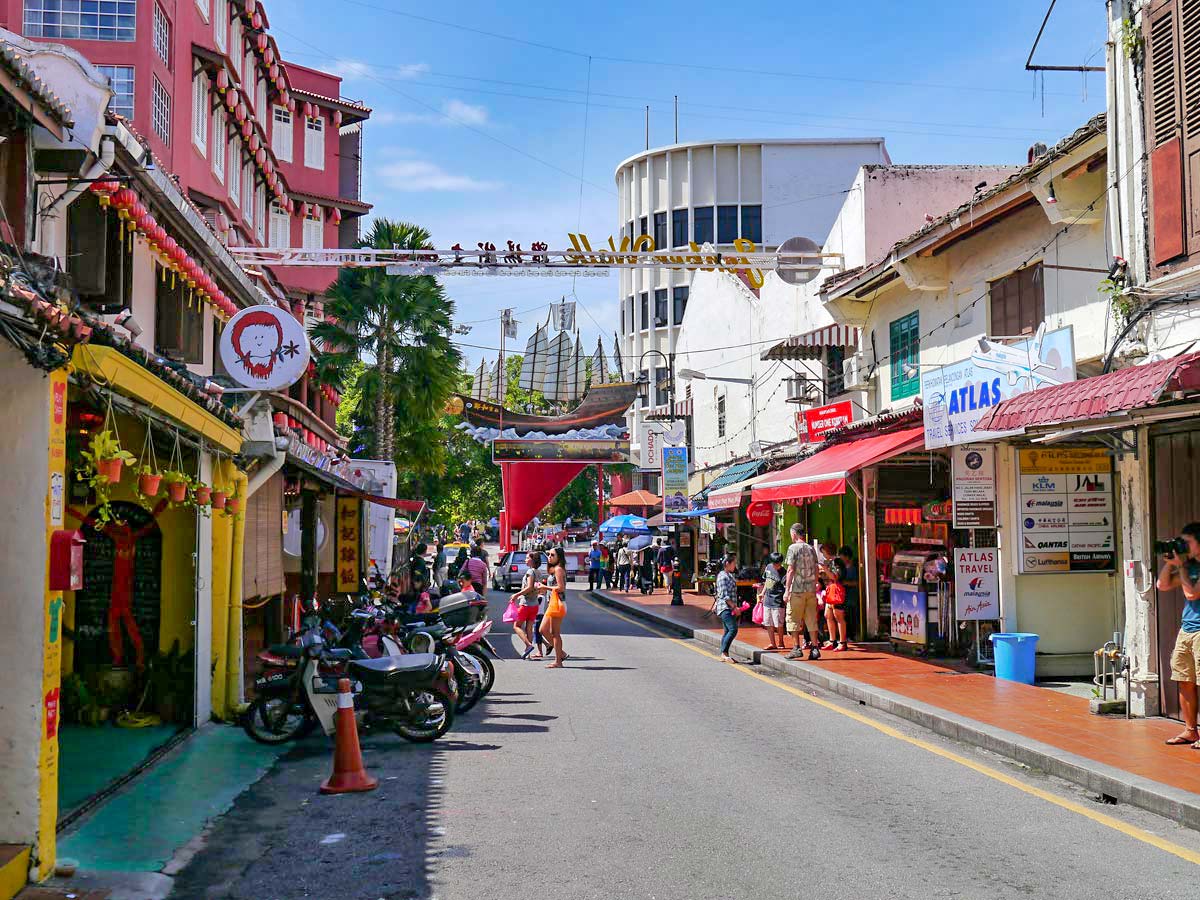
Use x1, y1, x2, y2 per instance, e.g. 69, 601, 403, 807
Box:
99, 457, 124, 483
194, 486, 212, 505
226, 497, 241, 514
211, 491, 227, 510
138, 473, 162, 496
167, 480, 188, 502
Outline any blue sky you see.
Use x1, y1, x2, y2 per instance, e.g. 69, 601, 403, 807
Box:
267, 0, 1107, 369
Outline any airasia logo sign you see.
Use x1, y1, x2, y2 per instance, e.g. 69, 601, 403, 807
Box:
803, 401, 853, 442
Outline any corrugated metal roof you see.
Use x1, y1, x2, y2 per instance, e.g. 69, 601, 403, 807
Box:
694, 459, 765, 499
974, 353, 1200, 433
761, 323, 859, 361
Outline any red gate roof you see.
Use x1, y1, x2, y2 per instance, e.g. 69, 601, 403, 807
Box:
974, 352, 1200, 433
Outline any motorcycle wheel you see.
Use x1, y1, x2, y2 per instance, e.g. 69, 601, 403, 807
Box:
466, 648, 495, 696
456, 668, 482, 714
242, 695, 314, 745
394, 685, 456, 743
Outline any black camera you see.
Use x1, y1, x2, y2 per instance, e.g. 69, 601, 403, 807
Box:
1155, 536, 1189, 556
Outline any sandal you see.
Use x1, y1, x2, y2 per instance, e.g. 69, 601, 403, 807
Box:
1165, 733, 1198, 745
521, 645, 536, 660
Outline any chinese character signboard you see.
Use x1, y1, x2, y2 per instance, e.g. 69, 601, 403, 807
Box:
662, 446, 689, 512
952, 444, 996, 528
803, 401, 853, 443
1017, 448, 1115, 574
492, 439, 631, 463
954, 548, 1000, 619
336, 496, 362, 592
920, 325, 1076, 449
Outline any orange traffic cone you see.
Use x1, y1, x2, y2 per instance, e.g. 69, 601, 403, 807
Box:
319, 678, 378, 794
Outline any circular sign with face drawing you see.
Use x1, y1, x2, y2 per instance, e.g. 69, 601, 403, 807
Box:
218, 304, 310, 391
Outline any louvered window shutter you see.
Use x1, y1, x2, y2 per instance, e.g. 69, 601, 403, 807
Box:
1147, 0, 1186, 264
1182, 0, 1200, 247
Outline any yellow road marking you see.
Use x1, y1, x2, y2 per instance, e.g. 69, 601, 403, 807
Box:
582, 594, 1200, 866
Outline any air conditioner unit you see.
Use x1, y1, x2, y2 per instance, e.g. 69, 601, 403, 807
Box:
784, 376, 820, 404
842, 352, 873, 391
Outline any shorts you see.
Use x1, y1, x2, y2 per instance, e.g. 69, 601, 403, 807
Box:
762, 607, 785, 627
786, 591, 819, 636
515, 604, 539, 623
1170, 629, 1200, 683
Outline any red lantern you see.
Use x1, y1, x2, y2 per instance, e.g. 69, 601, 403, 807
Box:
241, 120, 253, 139
235, 102, 247, 123
332, 110, 343, 128
248, 132, 259, 153
137, 210, 155, 236
112, 188, 137, 220
225, 91, 238, 112
255, 147, 266, 166
251, 11, 262, 30
245, 0, 256, 14
256, 32, 267, 52
151, 224, 167, 247
264, 158, 273, 177
330, 208, 343, 225
216, 68, 229, 92
287, 96, 297, 114
268, 63, 278, 81
264, 47, 275, 66
279, 88, 290, 107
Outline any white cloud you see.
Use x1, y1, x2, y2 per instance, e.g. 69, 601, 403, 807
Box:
376, 156, 501, 192
372, 100, 491, 128
328, 58, 429, 81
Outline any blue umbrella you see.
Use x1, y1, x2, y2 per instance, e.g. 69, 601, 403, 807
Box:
626, 534, 654, 553
598, 514, 651, 536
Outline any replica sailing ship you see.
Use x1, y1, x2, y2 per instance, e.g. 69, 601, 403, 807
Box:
456, 314, 638, 435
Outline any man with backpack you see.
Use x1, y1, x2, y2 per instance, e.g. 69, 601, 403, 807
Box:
784, 523, 821, 660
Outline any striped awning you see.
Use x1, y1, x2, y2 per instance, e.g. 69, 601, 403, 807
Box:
761, 324, 860, 361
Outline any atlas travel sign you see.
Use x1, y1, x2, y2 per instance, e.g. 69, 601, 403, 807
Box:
920, 325, 1076, 449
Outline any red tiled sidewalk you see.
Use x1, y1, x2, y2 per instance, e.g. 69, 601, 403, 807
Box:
599, 585, 1200, 801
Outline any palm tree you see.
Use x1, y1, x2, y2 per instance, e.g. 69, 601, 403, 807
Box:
310, 220, 462, 462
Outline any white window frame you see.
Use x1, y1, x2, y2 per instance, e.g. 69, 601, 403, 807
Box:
153, 4, 171, 66
255, 184, 266, 243
191, 71, 209, 155
213, 0, 227, 52
255, 78, 268, 125
242, 161, 254, 226
228, 145, 240, 206
271, 105, 293, 162
195, 0, 209, 21
230, 18, 242, 73
211, 107, 225, 182
304, 114, 324, 170
243, 49, 255, 93
269, 202, 290, 248
152, 76, 171, 144
302, 207, 323, 249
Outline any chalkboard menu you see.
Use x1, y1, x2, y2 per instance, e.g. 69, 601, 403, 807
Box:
76, 501, 163, 668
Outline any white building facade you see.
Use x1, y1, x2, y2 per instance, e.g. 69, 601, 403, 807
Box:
613, 138, 892, 479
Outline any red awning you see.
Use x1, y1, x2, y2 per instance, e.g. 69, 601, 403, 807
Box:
974, 352, 1200, 433
751, 426, 925, 503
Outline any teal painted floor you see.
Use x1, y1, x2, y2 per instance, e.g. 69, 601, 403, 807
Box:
58, 724, 286, 872
58, 723, 181, 816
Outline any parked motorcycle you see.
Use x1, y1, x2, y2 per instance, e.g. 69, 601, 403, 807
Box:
243, 628, 457, 745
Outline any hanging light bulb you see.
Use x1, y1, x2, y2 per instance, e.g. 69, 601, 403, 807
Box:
1046, 177, 1058, 205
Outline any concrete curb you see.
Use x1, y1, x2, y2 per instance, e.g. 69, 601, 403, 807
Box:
588, 590, 1200, 830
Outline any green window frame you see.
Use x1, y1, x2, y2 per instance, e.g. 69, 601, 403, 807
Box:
889, 311, 920, 401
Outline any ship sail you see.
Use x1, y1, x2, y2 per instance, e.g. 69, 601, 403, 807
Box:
591, 336, 609, 386
488, 357, 506, 404
471, 358, 488, 400
612, 333, 624, 380
570, 333, 586, 401
541, 331, 573, 402
518, 321, 548, 392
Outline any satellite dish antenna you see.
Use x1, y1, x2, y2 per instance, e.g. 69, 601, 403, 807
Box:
776, 236, 821, 286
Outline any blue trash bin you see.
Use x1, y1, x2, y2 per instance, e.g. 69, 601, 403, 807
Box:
990, 632, 1039, 684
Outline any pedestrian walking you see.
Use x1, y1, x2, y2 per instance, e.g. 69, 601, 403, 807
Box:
542, 547, 569, 668
513, 550, 545, 659
656, 539, 675, 588
434, 539, 449, 586
821, 558, 849, 652
714, 553, 740, 663
587, 540, 603, 591
451, 546, 469, 580
464, 546, 489, 594
615, 542, 632, 591
759, 552, 787, 650
784, 523, 821, 661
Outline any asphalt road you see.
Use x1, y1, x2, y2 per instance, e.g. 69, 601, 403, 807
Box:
174, 585, 1200, 899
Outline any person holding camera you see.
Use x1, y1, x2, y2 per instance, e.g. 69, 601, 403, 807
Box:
1157, 523, 1200, 748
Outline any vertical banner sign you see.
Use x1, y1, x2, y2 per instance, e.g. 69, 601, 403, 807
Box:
38, 369, 67, 878
639, 421, 666, 471
952, 444, 997, 528
954, 548, 1000, 619
336, 496, 362, 592
662, 446, 689, 512
1017, 448, 1115, 574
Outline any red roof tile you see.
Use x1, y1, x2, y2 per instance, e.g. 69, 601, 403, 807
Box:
974, 353, 1200, 432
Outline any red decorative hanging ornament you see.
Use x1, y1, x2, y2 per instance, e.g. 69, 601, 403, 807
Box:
235, 101, 247, 123
286, 96, 297, 114
255, 147, 266, 166
216, 68, 229, 93
244, 0, 256, 14
332, 110, 343, 128
240, 120, 253, 139
225, 90, 238, 112
330, 208, 343, 225
264, 47, 275, 66
251, 11, 262, 30
256, 32, 268, 52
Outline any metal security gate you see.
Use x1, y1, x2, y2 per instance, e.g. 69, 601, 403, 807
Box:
1152, 424, 1200, 719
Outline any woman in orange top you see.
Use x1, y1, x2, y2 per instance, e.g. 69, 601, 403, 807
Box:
541, 547, 569, 668
822, 558, 850, 652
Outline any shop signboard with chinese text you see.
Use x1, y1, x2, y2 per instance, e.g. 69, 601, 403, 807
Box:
1017, 448, 1115, 574
954, 548, 999, 619
952, 444, 997, 528
492, 439, 631, 463
662, 446, 689, 512
920, 326, 1076, 449
336, 496, 362, 592
803, 401, 853, 443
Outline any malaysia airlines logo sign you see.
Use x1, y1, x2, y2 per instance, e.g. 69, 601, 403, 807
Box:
1017, 449, 1115, 574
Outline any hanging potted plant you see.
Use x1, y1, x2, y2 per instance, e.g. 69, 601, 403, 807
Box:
211, 490, 228, 510
86, 429, 136, 485
193, 483, 212, 506
163, 470, 191, 503
135, 420, 162, 499
225, 493, 242, 515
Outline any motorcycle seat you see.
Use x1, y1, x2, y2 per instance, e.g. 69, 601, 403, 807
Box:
267, 644, 304, 658
348, 653, 440, 684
